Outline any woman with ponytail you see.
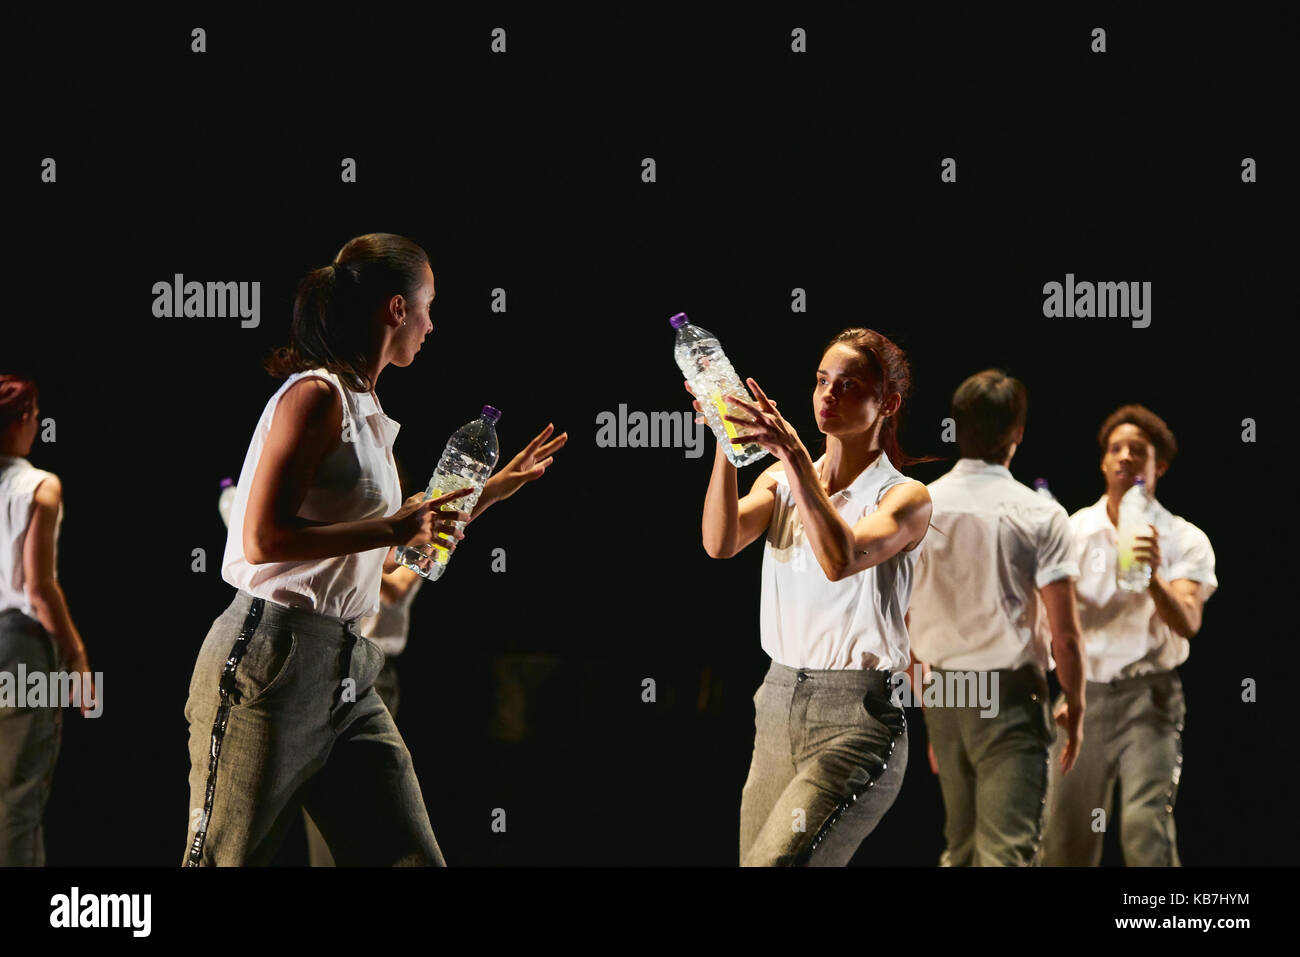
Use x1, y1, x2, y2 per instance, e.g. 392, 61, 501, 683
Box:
685, 327, 935, 865
182, 234, 566, 866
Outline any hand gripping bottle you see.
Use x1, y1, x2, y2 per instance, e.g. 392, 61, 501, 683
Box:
670, 313, 769, 468
1116, 477, 1154, 592
396, 406, 501, 581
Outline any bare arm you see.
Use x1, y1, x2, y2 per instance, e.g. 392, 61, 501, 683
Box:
702, 442, 781, 559
786, 460, 932, 582
243, 378, 461, 564
1148, 577, 1207, 639
23, 477, 86, 666
715, 379, 930, 579
1134, 525, 1208, 639
1040, 578, 1086, 773
378, 563, 421, 604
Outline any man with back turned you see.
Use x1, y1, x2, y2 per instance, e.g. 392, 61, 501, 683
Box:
908, 370, 1087, 866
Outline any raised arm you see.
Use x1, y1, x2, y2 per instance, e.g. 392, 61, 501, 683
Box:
794, 478, 931, 582
701, 442, 781, 559
716, 378, 930, 579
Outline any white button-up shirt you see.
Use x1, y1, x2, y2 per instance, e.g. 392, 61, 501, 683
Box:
1070, 494, 1217, 682
222, 369, 403, 623
908, 458, 1078, 673
0, 455, 63, 619
759, 451, 922, 672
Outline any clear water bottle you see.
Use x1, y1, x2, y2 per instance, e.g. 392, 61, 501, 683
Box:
670, 313, 769, 468
1116, 477, 1154, 592
1033, 478, 1055, 501
218, 477, 236, 528
396, 406, 501, 581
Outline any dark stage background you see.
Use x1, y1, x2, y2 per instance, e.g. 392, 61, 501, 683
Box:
8, 6, 1295, 866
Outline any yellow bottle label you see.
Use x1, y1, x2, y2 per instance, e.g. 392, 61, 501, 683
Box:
711, 391, 744, 451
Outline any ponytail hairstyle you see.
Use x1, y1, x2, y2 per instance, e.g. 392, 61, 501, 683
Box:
821, 328, 942, 470
265, 233, 431, 393
0, 375, 38, 431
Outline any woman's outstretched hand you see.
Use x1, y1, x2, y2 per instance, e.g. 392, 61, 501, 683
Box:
723, 377, 809, 466
485, 423, 568, 506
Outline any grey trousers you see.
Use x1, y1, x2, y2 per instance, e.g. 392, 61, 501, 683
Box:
0, 609, 63, 866
304, 657, 401, 867
740, 662, 907, 866
1041, 670, 1185, 866
183, 590, 442, 866
923, 666, 1053, 866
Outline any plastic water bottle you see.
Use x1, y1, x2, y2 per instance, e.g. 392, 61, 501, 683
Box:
1033, 478, 1055, 501
670, 313, 769, 468
218, 477, 236, 528
1116, 478, 1154, 592
396, 406, 501, 581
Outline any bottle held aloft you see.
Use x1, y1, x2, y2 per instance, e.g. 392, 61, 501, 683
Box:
396, 405, 501, 581
669, 313, 769, 468
1116, 477, 1154, 592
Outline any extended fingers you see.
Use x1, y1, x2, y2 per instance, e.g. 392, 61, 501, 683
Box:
746, 377, 776, 411
523, 423, 556, 453
537, 433, 568, 456
432, 487, 473, 505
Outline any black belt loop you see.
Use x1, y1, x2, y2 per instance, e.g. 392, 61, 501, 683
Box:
186, 595, 265, 867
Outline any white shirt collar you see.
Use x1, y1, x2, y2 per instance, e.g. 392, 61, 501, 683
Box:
1077, 491, 1173, 534
813, 450, 893, 500
949, 457, 1013, 481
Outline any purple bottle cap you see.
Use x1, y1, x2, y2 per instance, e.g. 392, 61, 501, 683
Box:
481, 405, 501, 423
219, 477, 234, 489
1132, 477, 1145, 486
1033, 478, 1048, 489
669, 312, 690, 329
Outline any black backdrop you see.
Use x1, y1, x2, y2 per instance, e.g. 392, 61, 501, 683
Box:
8, 6, 1294, 867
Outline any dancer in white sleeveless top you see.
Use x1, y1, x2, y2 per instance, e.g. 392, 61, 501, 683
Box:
0, 375, 94, 865
687, 327, 935, 866
182, 234, 566, 866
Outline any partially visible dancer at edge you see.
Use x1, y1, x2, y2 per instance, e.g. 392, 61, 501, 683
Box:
0, 374, 95, 866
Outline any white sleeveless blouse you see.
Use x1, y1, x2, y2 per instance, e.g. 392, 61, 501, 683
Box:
759, 451, 922, 672
0, 455, 62, 619
221, 369, 403, 622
